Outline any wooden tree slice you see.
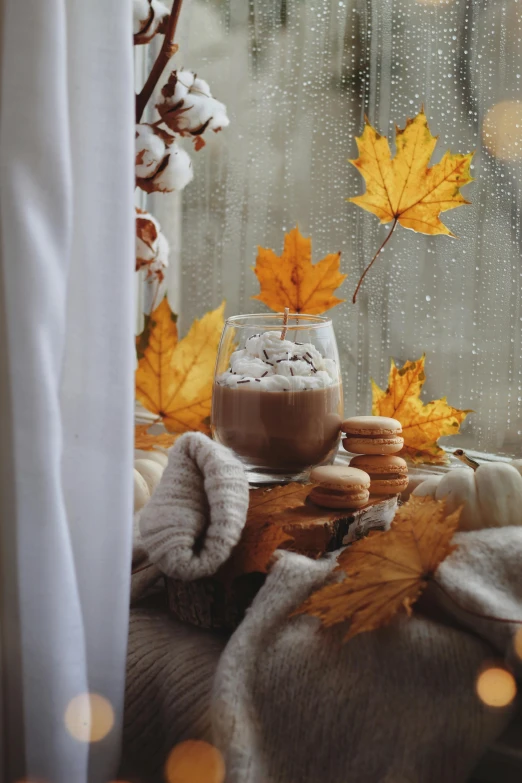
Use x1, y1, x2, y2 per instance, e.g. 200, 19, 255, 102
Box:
167, 487, 397, 630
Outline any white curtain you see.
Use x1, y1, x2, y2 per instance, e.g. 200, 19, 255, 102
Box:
0, 1, 134, 781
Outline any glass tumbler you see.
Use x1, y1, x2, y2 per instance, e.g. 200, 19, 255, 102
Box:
211, 313, 343, 484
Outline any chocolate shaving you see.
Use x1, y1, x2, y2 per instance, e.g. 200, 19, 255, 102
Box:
290, 367, 294, 376
263, 350, 269, 360
305, 352, 313, 360
237, 379, 250, 384
261, 371, 268, 377
254, 378, 261, 382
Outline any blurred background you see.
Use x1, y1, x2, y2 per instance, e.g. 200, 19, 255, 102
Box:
142, 0, 522, 457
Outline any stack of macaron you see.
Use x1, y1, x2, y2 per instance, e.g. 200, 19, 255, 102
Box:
342, 416, 409, 498
307, 416, 409, 510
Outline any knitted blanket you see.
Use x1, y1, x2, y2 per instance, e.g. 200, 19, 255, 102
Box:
124, 434, 522, 783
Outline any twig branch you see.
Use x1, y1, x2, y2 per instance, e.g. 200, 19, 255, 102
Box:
281, 307, 290, 340
352, 217, 398, 304
136, 0, 184, 124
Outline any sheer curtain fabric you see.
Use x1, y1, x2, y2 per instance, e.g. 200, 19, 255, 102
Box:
0, 1, 134, 781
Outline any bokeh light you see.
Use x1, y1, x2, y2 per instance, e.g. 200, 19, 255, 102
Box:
164, 740, 225, 783
476, 666, 517, 708
482, 101, 522, 161
64, 692, 114, 743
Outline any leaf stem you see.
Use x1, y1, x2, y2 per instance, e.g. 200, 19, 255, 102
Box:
352, 217, 398, 304
135, 0, 184, 124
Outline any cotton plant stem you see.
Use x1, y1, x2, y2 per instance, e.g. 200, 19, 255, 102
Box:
352, 217, 398, 304
136, 0, 184, 123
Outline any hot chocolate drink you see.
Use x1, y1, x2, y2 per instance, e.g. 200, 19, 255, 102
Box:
212, 331, 342, 475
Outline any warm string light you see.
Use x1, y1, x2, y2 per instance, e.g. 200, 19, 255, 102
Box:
164, 740, 225, 783
476, 666, 517, 708
64, 693, 114, 743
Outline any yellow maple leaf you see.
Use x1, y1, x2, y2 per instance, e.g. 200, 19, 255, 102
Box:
136, 297, 225, 434
297, 496, 461, 641
348, 109, 473, 301
372, 355, 472, 464
252, 225, 346, 314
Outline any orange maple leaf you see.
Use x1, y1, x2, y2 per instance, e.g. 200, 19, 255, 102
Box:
348, 109, 473, 301
134, 423, 180, 451
297, 496, 461, 641
217, 484, 307, 584
135, 297, 225, 434
252, 226, 346, 315
372, 355, 472, 465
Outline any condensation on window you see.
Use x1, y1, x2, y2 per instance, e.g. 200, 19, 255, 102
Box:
172, 0, 522, 456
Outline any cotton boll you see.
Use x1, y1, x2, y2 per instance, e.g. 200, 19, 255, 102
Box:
187, 76, 230, 132
157, 70, 230, 138
133, 0, 151, 33
136, 141, 193, 194
134, 0, 170, 44
146, 231, 169, 279
136, 208, 169, 281
135, 124, 166, 179
136, 209, 161, 264
151, 144, 194, 192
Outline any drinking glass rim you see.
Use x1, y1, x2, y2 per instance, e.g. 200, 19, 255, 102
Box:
225, 312, 332, 330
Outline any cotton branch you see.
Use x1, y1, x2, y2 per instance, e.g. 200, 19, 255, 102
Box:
136, 0, 184, 123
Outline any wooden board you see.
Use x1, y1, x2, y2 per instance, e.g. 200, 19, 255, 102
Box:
246, 483, 397, 556
167, 489, 398, 630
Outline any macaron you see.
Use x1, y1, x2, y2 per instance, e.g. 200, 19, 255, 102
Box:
309, 465, 371, 510
342, 416, 404, 455
349, 454, 408, 496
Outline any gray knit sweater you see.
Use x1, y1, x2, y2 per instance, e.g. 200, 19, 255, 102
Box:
123, 434, 522, 783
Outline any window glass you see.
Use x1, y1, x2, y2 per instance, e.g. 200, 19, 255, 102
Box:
174, 0, 522, 456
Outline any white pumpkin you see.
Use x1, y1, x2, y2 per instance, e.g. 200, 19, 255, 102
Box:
510, 459, 522, 477
412, 462, 522, 530
134, 469, 150, 512
134, 448, 169, 468
134, 458, 164, 495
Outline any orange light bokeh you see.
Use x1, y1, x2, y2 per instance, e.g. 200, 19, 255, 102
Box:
483, 101, 522, 162
64, 692, 115, 743
164, 740, 225, 783
476, 667, 517, 708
